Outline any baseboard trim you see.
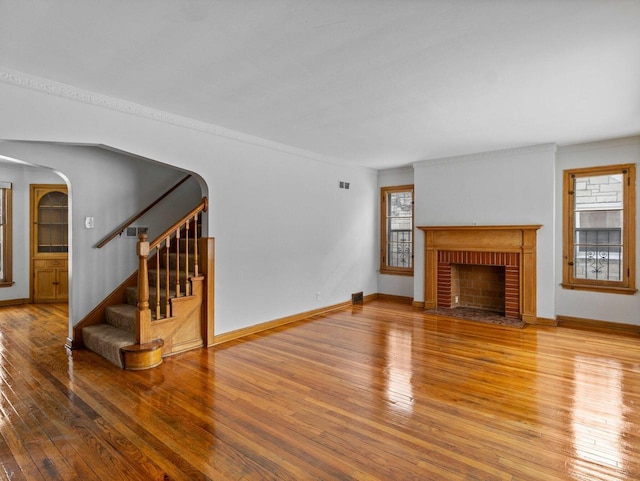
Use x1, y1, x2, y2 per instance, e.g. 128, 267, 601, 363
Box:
534, 317, 558, 327
557, 315, 639, 334
212, 302, 639, 345
0, 298, 30, 307
212, 293, 413, 346
363, 293, 379, 303
376, 293, 413, 304
213, 299, 352, 346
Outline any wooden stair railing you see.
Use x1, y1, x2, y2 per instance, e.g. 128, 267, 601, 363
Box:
136, 197, 208, 345
96, 174, 192, 249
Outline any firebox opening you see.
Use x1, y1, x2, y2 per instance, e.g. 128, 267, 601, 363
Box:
451, 264, 505, 316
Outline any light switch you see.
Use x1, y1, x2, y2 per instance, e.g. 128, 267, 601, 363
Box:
84, 216, 95, 229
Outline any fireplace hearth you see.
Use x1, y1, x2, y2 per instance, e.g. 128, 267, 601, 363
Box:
424, 307, 526, 328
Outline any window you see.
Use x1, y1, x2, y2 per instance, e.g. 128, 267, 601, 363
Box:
380, 185, 414, 276
0, 182, 12, 286
563, 164, 636, 294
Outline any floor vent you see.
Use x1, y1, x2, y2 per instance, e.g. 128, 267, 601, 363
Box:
352, 291, 364, 305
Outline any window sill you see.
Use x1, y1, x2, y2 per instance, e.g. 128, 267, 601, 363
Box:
0, 281, 15, 288
561, 283, 637, 295
379, 268, 414, 277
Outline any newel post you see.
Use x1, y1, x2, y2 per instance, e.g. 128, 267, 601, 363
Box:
136, 233, 151, 344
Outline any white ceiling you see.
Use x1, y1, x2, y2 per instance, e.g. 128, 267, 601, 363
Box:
1, 0, 639, 169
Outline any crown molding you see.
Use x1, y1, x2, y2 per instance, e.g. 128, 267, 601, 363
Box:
0, 68, 350, 168
413, 143, 557, 169
558, 135, 640, 154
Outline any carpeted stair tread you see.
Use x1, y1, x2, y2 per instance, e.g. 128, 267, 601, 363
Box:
123, 288, 183, 319
147, 269, 194, 288
105, 304, 137, 332
83, 324, 136, 368
161, 253, 197, 271
125, 286, 178, 308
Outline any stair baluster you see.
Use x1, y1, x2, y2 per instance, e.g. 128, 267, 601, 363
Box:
193, 213, 200, 277
175, 228, 181, 297
185, 219, 191, 296
155, 244, 161, 320
165, 237, 171, 317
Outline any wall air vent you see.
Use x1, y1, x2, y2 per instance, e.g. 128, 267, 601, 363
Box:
352, 291, 364, 305
125, 226, 149, 239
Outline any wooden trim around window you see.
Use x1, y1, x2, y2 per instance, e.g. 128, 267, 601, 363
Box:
0, 186, 12, 286
380, 184, 414, 276
562, 163, 636, 294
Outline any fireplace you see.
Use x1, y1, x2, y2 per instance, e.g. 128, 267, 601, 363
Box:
451, 264, 505, 313
438, 250, 519, 318
418, 225, 542, 323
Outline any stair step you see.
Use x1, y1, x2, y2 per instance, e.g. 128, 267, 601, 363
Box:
160, 253, 197, 271
83, 324, 136, 369
170, 236, 202, 252
148, 269, 193, 287
177, 237, 199, 248
105, 304, 137, 332
122, 339, 164, 370
125, 286, 180, 312
127, 273, 195, 307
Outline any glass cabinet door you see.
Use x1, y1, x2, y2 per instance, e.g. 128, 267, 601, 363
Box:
37, 191, 68, 253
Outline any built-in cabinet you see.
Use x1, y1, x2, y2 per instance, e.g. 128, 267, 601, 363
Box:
32, 258, 68, 302
31, 185, 68, 303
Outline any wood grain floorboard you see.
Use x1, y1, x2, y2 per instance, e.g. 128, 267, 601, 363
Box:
0, 300, 639, 480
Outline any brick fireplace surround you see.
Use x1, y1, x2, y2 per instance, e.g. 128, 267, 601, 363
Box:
418, 225, 542, 324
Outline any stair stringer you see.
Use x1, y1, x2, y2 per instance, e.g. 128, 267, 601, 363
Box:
146, 276, 205, 357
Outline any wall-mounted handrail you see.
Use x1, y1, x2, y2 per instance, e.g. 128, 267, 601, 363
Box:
96, 174, 192, 248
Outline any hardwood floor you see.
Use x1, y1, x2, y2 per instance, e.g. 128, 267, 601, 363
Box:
1, 300, 639, 480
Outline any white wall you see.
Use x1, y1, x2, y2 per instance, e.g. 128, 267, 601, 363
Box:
377, 166, 414, 298
556, 136, 640, 325
209, 149, 377, 334
0, 80, 379, 336
413, 144, 557, 320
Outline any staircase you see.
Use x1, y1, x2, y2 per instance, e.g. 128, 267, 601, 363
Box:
82, 247, 192, 369
77, 198, 214, 370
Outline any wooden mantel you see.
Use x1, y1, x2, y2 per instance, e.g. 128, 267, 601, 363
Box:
418, 225, 542, 324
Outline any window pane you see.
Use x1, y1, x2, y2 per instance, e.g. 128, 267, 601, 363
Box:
0, 188, 4, 280
388, 192, 412, 217
573, 245, 622, 281
386, 190, 413, 268
387, 227, 412, 268
0, 199, 3, 280
572, 173, 623, 282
